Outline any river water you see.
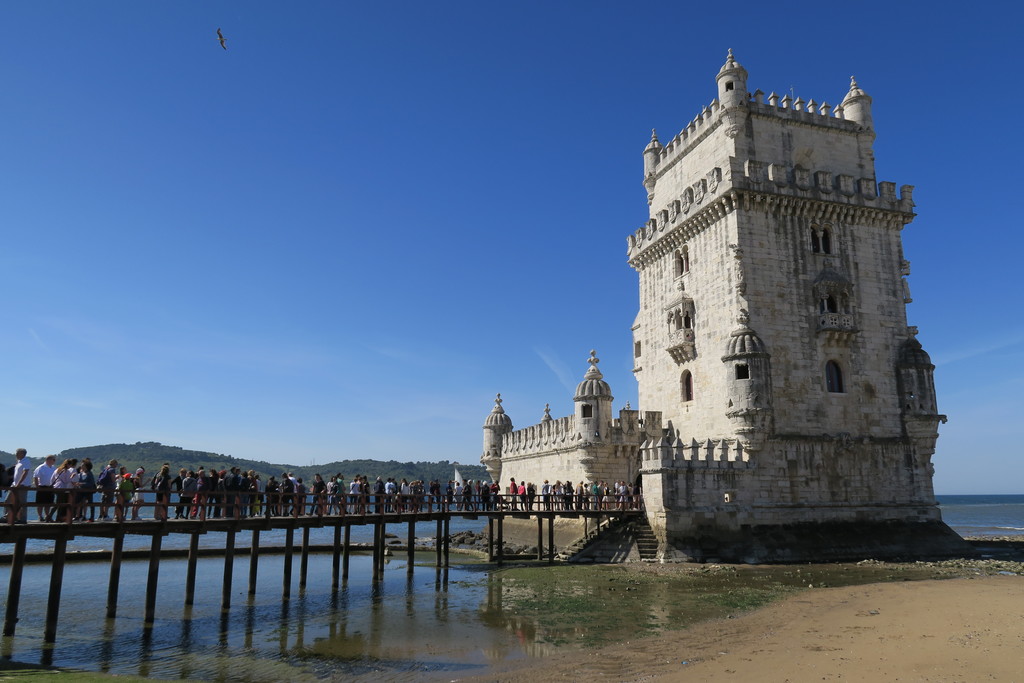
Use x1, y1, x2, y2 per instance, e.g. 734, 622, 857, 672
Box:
0, 540, 526, 680
0, 496, 1017, 680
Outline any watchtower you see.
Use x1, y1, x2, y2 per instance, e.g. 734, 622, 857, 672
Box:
628, 52, 967, 561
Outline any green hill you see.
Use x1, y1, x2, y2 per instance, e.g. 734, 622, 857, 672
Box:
48, 442, 489, 483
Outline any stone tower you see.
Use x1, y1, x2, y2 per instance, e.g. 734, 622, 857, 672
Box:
628, 52, 968, 562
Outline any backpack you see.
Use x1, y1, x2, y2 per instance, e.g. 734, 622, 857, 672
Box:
97, 466, 114, 487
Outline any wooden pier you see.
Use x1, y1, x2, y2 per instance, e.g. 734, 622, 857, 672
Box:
0, 493, 643, 643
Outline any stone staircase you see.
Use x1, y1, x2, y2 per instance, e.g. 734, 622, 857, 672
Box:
557, 515, 661, 563
631, 517, 660, 562
555, 516, 618, 561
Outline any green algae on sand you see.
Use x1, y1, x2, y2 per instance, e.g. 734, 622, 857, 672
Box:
474, 561, 1006, 649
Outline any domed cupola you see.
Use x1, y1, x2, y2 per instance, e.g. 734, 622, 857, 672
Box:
716, 49, 749, 137
483, 393, 513, 429
896, 336, 938, 417
575, 350, 613, 400
481, 393, 513, 482
897, 337, 933, 368
643, 129, 663, 203
723, 324, 769, 359
574, 351, 613, 440
721, 312, 773, 453
840, 76, 873, 133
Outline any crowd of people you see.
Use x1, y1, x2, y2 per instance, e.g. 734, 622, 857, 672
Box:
2, 448, 643, 524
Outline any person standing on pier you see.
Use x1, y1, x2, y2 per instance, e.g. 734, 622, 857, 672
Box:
97, 460, 117, 520
75, 460, 96, 522
32, 455, 57, 522
179, 470, 196, 519
152, 465, 171, 521
51, 458, 78, 522
7, 448, 30, 524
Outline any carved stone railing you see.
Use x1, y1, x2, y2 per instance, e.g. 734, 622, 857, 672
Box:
667, 328, 696, 363
817, 313, 855, 331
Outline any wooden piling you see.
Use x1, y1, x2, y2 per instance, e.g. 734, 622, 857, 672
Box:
300, 526, 310, 589
3, 537, 27, 636
342, 524, 351, 582
548, 515, 555, 564
43, 535, 67, 643
442, 517, 450, 568
331, 525, 341, 591
487, 517, 494, 562
248, 530, 260, 596
435, 518, 443, 567
106, 531, 124, 618
143, 534, 162, 626
371, 519, 380, 581
185, 532, 199, 607
407, 519, 415, 575
496, 516, 504, 566
282, 527, 294, 600
537, 515, 544, 560
222, 529, 235, 610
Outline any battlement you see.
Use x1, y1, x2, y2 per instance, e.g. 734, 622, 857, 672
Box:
652, 98, 723, 170
627, 160, 915, 264
500, 408, 647, 459
501, 414, 579, 458
649, 86, 864, 180
747, 89, 858, 130
638, 436, 753, 471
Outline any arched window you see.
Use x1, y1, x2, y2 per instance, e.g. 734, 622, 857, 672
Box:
820, 295, 838, 314
681, 371, 694, 402
673, 251, 684, 277
673, 310, 683, 331
683, 313, 692, 329
682, 246, 690, 273
821, 228, 832, 254
825, 361, 844, 393
811, 229, 821, 253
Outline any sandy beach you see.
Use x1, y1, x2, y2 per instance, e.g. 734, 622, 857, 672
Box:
469, 573, 1024, 682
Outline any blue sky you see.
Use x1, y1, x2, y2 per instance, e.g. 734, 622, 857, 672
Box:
1, 2, 1020, 494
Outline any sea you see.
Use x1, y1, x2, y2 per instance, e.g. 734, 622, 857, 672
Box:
937, 494, 1024, 537
0, 495, 1018, 680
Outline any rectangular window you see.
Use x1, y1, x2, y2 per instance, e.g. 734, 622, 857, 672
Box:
634, 341, 642, 358
735, 364, 750, 379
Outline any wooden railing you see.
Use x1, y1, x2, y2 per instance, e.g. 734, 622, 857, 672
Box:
1, 485, 644, 525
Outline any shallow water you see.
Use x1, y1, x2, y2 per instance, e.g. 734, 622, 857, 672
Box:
0, 552, 526, 681
0, 551, 964, 681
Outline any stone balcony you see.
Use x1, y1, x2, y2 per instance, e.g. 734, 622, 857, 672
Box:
817, 313, 856, 343
667, 328, 696, 363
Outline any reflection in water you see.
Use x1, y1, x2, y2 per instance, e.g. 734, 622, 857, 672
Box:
0, 543, 658, 680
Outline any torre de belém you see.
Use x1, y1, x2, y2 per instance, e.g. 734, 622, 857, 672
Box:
480, 52, 971, 563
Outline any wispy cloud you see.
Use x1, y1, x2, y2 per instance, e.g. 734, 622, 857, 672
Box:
534, 346, 575, 393
27, 328, 47, 351
933, 332, 1024, 366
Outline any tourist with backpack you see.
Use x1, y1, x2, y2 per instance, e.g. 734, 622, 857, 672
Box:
97, 460, 117, 520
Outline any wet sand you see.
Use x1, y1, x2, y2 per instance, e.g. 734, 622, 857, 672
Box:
468, 573, 1024, 682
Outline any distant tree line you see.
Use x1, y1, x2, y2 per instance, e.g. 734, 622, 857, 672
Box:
1, 442, 489, 484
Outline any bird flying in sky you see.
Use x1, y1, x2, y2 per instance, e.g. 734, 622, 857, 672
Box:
217, 28, 227, 50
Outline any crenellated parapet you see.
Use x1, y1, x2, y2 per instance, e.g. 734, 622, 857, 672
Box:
501, 406, 648, 460
638, 436, 753, 472
501, 414, 579, 458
